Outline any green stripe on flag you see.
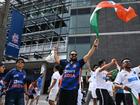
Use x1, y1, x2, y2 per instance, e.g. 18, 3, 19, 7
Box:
128, 90, 139, 105
131, 92, 139, 105
90, 8, 100, 38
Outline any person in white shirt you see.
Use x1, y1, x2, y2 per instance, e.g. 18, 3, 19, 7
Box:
95, 59, 116, 105
113, 61, 127, 105
77, 76, 83, 105
85, 64, 98, 105
114, 58, 140, 105
48, 64, 61, 105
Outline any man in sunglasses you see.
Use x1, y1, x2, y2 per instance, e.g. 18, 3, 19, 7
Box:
4, 58, 27, 105
114, 58, 140, 105
54, 38, 99, 105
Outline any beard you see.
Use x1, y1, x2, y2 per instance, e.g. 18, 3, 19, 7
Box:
70, 58, 77, 62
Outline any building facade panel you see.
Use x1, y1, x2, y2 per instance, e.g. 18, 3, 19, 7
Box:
90, 34, 140, 66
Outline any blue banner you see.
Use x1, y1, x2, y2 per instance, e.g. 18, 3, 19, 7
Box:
5, 9, 24, 58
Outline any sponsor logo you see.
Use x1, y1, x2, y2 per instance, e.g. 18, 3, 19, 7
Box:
128, 77, 138, 82
64, 70, 76, 78
73, 64, 77, 68
12, 33, 19, 44
64, 73, 75, 78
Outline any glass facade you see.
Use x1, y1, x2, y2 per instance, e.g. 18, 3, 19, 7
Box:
70, 1, 140, 35
70, 14, 90, 34
71, 0, 140, 8
68, 0, 140, 66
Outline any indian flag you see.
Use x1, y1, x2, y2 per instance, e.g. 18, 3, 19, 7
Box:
90, 1, 137, 38
129, 89, 139, 105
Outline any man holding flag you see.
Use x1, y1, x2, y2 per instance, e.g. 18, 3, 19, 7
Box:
54, 38, 99, 105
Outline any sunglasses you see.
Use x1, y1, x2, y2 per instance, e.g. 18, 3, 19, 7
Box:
71, 53, 77, 56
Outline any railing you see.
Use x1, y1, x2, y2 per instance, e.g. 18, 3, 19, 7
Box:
19, 42, 67, 54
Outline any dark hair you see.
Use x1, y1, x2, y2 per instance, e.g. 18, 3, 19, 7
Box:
16, 58, 25, 64
69, 50, 77, 55
93, 64, 98, 68
121, 58, 131, 63
54, 64, 62, 71
0, 62, 4, 66
98, 59, 106, 66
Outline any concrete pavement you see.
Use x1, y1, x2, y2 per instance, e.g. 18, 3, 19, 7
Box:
38, 95, 93, 105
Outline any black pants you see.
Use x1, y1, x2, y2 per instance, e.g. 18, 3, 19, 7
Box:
5, 92, 24, 105
124, 93, 133, 105
96, 88, 115, 105
115, 93, 126, 105
58, 88, 78, 105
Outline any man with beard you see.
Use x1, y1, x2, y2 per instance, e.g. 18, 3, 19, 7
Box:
54, 38, 99, 105
114, 58, 140, 105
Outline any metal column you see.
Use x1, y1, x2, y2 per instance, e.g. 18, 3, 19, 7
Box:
0, 0, 10, 61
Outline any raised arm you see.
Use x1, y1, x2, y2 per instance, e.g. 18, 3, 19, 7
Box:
86, 60, 92, 72
97, 59, 116, 72
48, 79, 57, 93
83, 38, 99, 63
85, 60, 92, 82
114, 60, 121, 71
54, 47, 61, 64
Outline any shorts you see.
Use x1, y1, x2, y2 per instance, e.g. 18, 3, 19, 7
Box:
48, 89, 59, 101
28, 95, 34, 99
36, 90, 41, 96
91, 88, 97, 98
77, 89, 83, 105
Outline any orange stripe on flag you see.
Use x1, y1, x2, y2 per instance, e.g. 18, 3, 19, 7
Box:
116, 6, 137, 22
96, 1, 137, 22
125, 7, 137, 22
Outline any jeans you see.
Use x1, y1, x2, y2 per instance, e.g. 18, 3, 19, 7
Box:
5, 92, 24, 105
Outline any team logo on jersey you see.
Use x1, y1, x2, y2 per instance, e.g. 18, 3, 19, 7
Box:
133, 71, 136, 74
124, 74, 127, 77
12, 33, 19, 44
65, 64, 69, 69
23, 75, 26, 79
73, 64, 77, 68
13, 74, 19, 78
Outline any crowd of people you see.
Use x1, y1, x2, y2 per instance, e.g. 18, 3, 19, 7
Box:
0, 38, 140, 105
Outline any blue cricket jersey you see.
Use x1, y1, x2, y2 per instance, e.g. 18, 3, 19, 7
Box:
0, 73, 4, 96
37, 76, 42, 90
4, 68, 26, 93
60, 59, 85, 90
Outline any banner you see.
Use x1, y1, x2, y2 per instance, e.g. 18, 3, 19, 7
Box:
5, 8, 24, 58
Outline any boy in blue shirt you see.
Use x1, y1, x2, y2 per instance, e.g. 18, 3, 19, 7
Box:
4, 58, 27, 105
